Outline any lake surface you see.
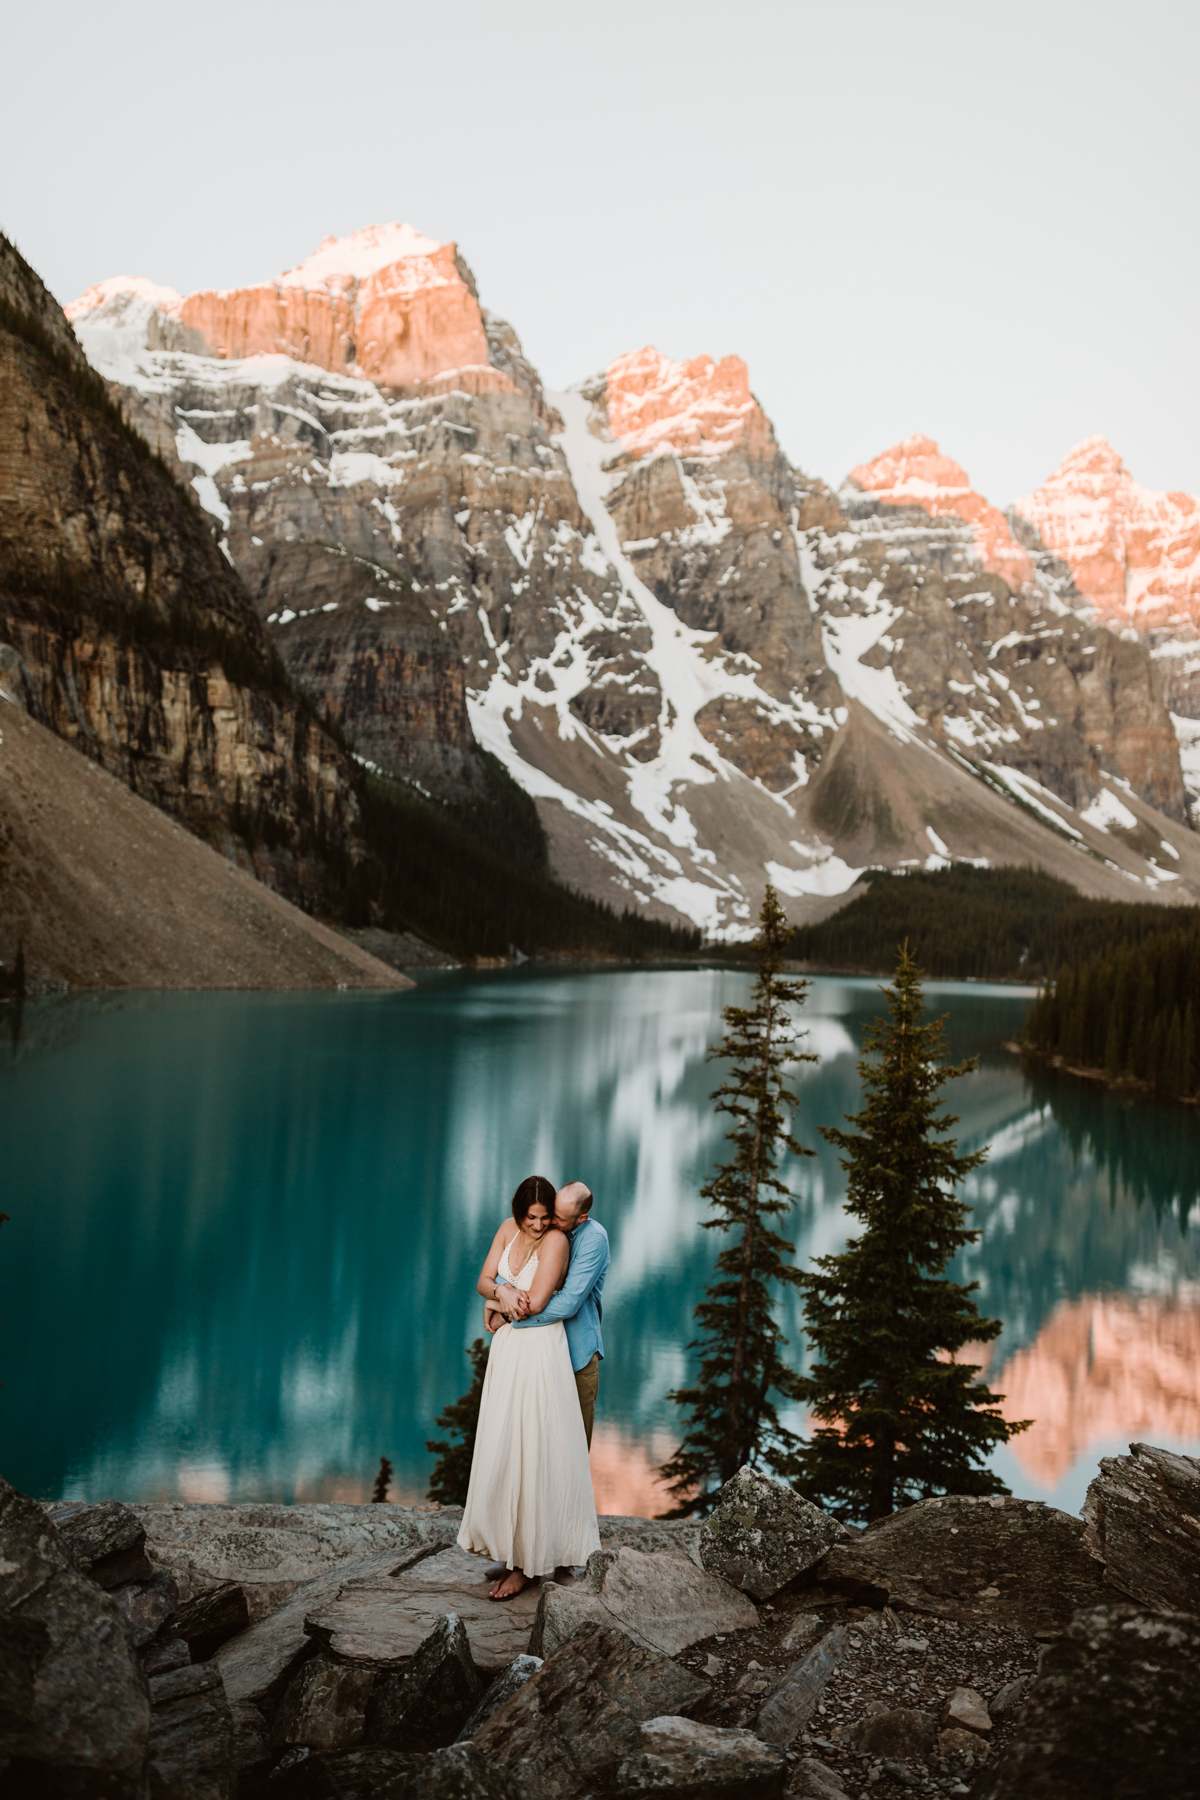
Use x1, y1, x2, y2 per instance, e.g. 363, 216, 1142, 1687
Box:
2, 969, 1198, 1518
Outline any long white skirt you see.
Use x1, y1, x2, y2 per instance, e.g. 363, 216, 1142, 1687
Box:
457, 1318, 600, 1577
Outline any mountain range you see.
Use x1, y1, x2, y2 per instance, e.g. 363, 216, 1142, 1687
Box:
3, 219, 1198, 973
59, 221, 1200, 936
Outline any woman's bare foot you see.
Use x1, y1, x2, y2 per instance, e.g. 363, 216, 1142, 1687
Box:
489, 1569, 530, 1601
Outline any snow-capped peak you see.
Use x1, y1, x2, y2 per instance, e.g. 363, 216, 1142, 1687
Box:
846, 436, 1034, 590
602, 345, 766, 461
65, 275, 183, 323
278, 223, 447, 292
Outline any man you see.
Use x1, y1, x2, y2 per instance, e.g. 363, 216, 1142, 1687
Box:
489, 1179, 608, 1449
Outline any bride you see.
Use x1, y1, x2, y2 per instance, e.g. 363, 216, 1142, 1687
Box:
457, 1175, 600, 1599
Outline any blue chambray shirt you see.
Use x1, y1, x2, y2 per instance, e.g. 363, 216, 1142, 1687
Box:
506, 1216, 609, 1372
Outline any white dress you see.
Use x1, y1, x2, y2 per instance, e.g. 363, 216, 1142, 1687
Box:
457, 1232, 601, 1576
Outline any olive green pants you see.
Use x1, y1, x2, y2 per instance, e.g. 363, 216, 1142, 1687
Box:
574, 1352, 600, 1449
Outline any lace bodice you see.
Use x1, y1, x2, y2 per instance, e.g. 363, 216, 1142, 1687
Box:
499, 1231, 539, 1293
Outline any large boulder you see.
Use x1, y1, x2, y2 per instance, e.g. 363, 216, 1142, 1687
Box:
363, 1610, 486, 1751
615, 1714, 787, 1796
756, 1624, 848, 1746
820, 1494, 1108, 1634
699, 1466, 841, 1600
1082, 1441, 1200, 1615
971, 1606, 1200, 1799
0, 1476, 150, 1782
470, 1621, 708, 1797
530, 1546, 758, 1660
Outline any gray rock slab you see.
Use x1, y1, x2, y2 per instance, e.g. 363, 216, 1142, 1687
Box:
1082, 1440, 1200, 1616
598, 1516, 703, 1563
132, 1501, 462, 1622
471, 1621, 709, 1797
455, 1654, 543, 1741
304, 1546, 542, 1676
820, 1494, 1108, 1635
699, 1466, 841, 1600
757, 1625, 847, 1745
555, 1546, 760, 1658
0, 1476, 150, 1777
146, 1659, 235, 1800
971, 1605, 1200, 1800
616, 1713, 787, 1796
215, 1545, 439, 1709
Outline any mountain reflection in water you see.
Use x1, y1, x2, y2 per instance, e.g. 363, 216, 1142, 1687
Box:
1, 970, 1196, 1516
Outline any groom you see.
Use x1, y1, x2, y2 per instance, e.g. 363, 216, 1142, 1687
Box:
489, 1179, 609, 1450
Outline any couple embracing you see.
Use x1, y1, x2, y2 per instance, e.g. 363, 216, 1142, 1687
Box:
456, 1176, 608, 1600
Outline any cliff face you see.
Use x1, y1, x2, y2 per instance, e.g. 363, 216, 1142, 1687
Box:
0, 234, 364, 910
64, 225, 1200, 933
1013, 437, 1200, 738
832, 443, 1187, 820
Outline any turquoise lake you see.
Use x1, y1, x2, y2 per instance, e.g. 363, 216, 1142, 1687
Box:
2, 968, 1197, 1516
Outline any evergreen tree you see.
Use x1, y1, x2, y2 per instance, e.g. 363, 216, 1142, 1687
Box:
659, 885, 816, 1516
794, 944, 1028, 1522
371, 1455, 393, 1503
426, 1337, 489, 1505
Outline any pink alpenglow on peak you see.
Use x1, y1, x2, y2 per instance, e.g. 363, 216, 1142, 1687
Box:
1014, 437, 1200, 627
603, 346, 772, 460
67, 223, 511, 394
847, 434, 1034, 590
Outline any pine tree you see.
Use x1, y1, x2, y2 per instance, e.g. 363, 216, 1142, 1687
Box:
659, 885, 816, 1516
371, 1455, 393, 1503
426, 1337, 489, 1505
794, 943, 1028, 1522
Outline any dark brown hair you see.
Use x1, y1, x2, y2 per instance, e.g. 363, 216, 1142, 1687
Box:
511, 1175, 556, 1224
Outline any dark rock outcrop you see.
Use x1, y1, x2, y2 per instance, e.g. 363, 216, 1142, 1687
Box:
0, 1476, 150, 1784
469, 1621, 708, 1797
0, 234, 369, 932
970, 1606, 1200, 1800
363, 1610, 486, 1751
819, 1494, 1108, 1635
1082, 1441, 1200, 1615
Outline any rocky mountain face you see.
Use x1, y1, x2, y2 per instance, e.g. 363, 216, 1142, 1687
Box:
0, 233, 367, 914
1013, 438, 1200, 806
65, 224, 1200, 934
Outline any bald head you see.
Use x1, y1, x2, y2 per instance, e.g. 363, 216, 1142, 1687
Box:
555, 1180, 593, 1230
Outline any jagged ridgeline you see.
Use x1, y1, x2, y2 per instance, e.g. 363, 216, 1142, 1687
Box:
789, 865, 1200, 982
0, 234, 697, 961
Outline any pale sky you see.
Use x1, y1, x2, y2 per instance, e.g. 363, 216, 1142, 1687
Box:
6, 0, 1197, 502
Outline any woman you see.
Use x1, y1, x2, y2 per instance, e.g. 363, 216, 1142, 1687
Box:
457, 1175, 600, 1600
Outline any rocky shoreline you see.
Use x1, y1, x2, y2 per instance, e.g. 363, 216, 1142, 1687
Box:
2, 1443, 1197, 1798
